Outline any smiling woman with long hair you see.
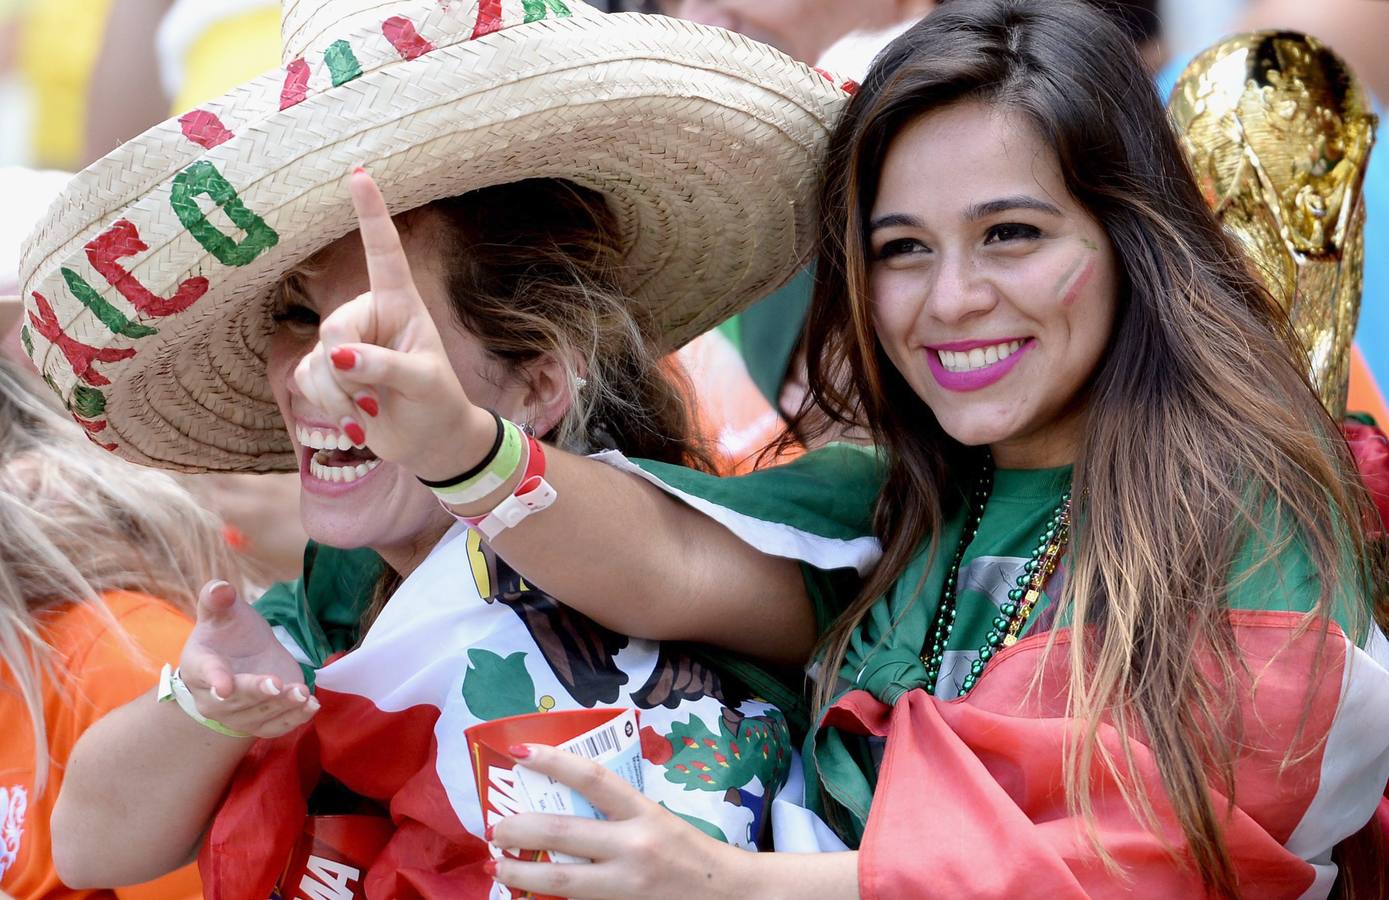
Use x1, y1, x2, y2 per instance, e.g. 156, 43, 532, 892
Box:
793, 4, 1389, 891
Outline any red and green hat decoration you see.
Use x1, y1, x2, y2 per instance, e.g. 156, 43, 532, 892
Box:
21, 0, 853, 472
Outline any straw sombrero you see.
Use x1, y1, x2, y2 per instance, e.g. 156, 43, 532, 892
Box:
20, 0, 853, 473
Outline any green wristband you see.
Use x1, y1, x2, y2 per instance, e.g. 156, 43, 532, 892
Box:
428, 418, 525, 506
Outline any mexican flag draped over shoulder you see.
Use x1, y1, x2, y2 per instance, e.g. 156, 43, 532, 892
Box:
600, 447, 1389, 894
203, 444, 884, 899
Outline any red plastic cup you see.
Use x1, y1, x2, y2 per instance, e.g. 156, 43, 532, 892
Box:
467, 708, 642, 900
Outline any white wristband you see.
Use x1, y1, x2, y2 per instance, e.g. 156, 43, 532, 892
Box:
469, 476, 558, 540
156, 663, 251, 738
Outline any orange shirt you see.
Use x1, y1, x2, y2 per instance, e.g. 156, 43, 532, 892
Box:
0, 590, 201, 899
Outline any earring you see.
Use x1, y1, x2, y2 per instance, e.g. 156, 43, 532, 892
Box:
575, 376, 588, 390
520, 420, 535, 437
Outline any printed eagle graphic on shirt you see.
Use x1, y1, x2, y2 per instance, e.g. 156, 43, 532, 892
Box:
463, 530, 751, 712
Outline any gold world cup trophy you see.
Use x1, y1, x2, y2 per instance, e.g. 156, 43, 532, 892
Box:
1169, 31, 1378, 419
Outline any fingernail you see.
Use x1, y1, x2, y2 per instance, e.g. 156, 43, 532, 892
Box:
291, 686, 307, 702
355, 395, 379, 417
331, 348, 356, 371
261, 678, 281, 696
483, 860, 497, 878
508, 744, 533, 760
210, 686, 228, 702
307, 698, 320, 713
484, 824, 495, 842
354, 166, 367, 175
343, 420, 367, 446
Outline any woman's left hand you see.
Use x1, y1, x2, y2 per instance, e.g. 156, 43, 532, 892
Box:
490, 743, 751, 900
292, 168, 497, 481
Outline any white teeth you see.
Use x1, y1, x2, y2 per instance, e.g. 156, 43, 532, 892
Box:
937, 340, 1026, 373
296, 424, 365, 451
308, 452, 381, 484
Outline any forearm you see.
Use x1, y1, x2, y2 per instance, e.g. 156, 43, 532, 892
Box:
730, 850, 861, 900
53, 688, 251, 887
472, 447, 815, 665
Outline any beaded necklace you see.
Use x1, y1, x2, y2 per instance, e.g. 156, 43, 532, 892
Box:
920, 453, 1072, 697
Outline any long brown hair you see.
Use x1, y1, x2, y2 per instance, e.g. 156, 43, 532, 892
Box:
421, 178, 710, 470
800, 0, 1384, 893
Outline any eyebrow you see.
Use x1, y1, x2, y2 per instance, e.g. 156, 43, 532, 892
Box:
964, 195, 1063, 220
867, 195, 1064, 234
867, 213, 923, 232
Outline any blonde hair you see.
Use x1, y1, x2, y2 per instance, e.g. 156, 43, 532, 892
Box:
0, 359, 242, 793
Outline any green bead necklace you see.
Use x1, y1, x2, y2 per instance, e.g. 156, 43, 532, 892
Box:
920, 453, 1072, 697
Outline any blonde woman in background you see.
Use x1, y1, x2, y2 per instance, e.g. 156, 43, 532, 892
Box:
0, 337, 241, 898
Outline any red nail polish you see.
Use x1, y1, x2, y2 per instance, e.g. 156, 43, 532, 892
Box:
355, 395, 379, 417
483, 860, 498, 877
354, 166, 367, 175
484, 824, 495, 842
344, 421, 367, 445
508, 744, 532, 760
331, 348, 356, 370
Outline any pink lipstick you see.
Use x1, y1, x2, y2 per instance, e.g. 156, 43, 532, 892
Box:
925, 338, 1034, 392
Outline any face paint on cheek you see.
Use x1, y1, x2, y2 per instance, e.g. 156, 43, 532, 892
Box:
1058, 257, 1097, 308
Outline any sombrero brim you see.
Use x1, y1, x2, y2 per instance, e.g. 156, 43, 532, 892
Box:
21, 7, 850, 473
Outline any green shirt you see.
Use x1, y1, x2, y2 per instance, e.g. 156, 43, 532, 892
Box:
826, 465, 1073, 708
799, 464, 1369, 845
254, 543, 385, 686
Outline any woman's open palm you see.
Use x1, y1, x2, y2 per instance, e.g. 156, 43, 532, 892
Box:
177, 580, 318, 738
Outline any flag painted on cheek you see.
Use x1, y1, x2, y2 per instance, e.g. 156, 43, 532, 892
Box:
1057, 257, 1095, 309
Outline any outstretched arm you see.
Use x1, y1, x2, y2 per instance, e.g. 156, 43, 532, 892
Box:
291, 170, 817, 665
52, 582, 318, 887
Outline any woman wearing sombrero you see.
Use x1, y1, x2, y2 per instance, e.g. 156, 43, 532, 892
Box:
38, 0, 857, 895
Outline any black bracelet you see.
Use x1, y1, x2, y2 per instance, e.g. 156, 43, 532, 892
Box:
417, 411, 504, 489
